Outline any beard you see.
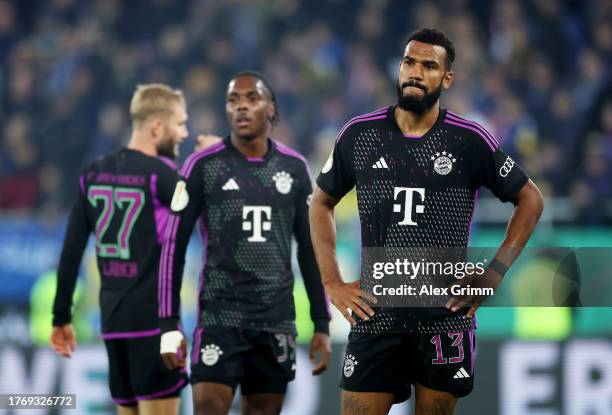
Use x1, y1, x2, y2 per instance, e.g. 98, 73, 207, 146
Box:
157, 132, 178, 160
396, 79, 443, 114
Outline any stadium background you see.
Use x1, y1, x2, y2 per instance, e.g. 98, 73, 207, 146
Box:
0, 0, 610, 414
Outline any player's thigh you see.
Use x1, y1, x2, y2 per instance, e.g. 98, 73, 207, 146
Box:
340, 332, 412, 404
241, 332, 295, 396
413, 328, 476, 399
127, 335, 188, 401
414, 384, 457, 415
137, 397, 180, 415
116, 404, 138, 415
341, 391, 394, 415
241, 393, 285, 415
192, 382, 234, 415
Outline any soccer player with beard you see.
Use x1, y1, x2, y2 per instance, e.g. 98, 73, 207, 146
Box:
310, 28, 544, 415
159, 71, 331, 415
51, 84, 190, 415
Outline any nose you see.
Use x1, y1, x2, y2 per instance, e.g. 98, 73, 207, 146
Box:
408, 63, 424, 81
236, 97, 249, 112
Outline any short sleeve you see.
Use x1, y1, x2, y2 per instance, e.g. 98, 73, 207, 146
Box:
316, 129, 355, 198
472, 142, 529, 204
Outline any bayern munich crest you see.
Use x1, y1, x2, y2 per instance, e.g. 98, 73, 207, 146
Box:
343, 354, 358, 377
201, 344, 223, 366
430, 151, 456, 175
273, 171, 293, 194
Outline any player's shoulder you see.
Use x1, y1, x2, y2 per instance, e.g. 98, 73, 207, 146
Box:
442, 110, 500, 152
273, 140, 312, 177
179, 140, 227, 177
335, 106, 393, 143
153, 155, 177, 171
84, 150, 119, 173
273, 140, 307, 165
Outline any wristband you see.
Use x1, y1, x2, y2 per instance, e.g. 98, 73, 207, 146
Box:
160, 330, 184, 354
488, 258, 509, 277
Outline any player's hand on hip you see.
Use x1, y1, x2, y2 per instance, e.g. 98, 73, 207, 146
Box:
309, 332, 331, 375
160, 330, 187, 370
446, 268, 503, 317
325, 280, 376, 326
50, 324, 77, 358
195, 134, 222, 152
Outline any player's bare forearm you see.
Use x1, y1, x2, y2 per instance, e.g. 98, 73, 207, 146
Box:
308, 187, 343, 287
495, 179, 544, 266
448, 180, 544, 315
309, 187, 376, 324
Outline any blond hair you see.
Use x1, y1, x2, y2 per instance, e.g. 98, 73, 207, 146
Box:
130, 83, 185, 127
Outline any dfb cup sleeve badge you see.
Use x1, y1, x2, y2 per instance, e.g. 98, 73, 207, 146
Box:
431, 151, 456, 176
273, 171, 293, 194
170, 180, 189, 212
201, 344, 223, 366
343, 354, 358, 377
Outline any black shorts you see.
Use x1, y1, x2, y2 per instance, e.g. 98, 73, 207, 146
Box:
340, 328, 476, 403
190, 327, 296, 395
103, 333, 188, 406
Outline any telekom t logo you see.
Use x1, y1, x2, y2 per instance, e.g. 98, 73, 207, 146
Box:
242, 206, 272, 242
393, 187, 425, 226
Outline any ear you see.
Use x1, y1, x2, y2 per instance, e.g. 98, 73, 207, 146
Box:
442, 70, 454, 90
150, 118, 163, 140
266, 101, 276, 122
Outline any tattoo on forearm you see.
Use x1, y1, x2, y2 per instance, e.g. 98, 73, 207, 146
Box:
343, 396, 371, 415
421, 398, 454, 415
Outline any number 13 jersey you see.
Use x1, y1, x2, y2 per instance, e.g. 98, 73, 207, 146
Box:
316, 106, 529, 333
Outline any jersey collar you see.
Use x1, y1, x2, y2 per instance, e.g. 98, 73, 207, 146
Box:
224, 136, 275, 166
387, 105, 447, 141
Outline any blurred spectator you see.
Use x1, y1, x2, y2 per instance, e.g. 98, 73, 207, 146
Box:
0, 0, 609, 224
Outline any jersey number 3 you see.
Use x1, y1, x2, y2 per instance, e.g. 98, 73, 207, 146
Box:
88, 185, 145, 259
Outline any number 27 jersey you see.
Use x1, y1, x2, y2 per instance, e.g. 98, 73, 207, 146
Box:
53, 148, 178, 334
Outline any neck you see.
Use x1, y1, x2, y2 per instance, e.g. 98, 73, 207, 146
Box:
394, 101, 440, 136
127, 130, 157, 157
230, 133, 269, 158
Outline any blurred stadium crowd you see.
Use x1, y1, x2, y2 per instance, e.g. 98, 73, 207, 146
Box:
0, 0, 610, 223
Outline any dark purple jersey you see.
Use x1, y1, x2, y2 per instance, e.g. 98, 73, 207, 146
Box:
53, 148, 178, 335
317, 106, 529, 333
159, 138, 330, 335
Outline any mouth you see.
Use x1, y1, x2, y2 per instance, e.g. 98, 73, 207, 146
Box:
235, 115, 252, 128
402, 82, 426, 93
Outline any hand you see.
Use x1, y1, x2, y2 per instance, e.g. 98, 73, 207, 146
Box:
50, 324, 77, 358
325, 280, 376, 326
195, 134, 222, 152
309, 332, 331, 375
445, 268, 503, 317
160, 330, 187, 370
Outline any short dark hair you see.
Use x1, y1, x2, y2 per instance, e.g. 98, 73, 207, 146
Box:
406, 28, 455, 70
231, 70, 280, 127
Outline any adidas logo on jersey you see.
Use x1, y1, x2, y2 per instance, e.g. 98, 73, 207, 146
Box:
372, 157, 389, 169
222, 178, 240, 191
453, 367, 470, 379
